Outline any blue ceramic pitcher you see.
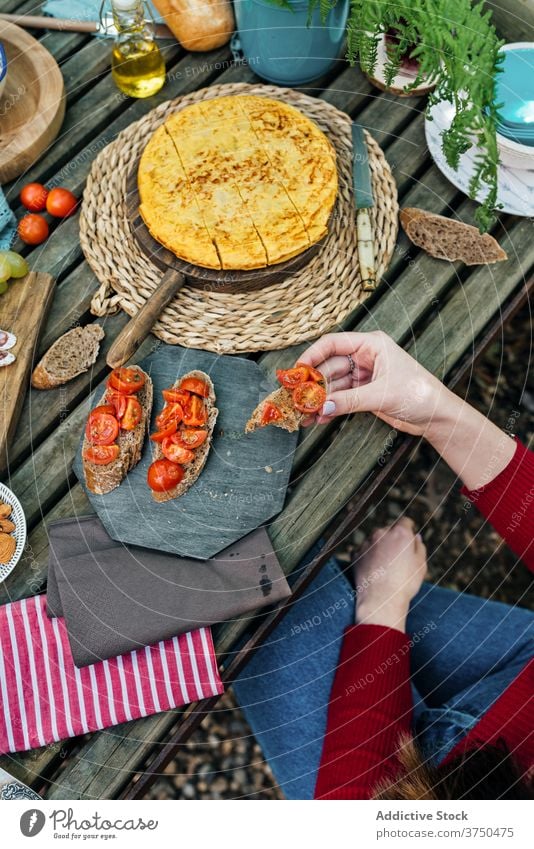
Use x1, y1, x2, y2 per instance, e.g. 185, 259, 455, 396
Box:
234, 0, 349, 86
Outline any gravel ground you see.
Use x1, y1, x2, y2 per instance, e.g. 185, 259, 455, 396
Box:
147, 299, 533, 801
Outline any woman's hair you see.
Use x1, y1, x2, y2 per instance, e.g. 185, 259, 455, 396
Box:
373, 734, 534, 800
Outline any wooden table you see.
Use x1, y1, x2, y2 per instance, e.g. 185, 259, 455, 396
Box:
1, 0, 533, 800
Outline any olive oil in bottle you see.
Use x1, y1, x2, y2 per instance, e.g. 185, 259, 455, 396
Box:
110, 0, 166, 98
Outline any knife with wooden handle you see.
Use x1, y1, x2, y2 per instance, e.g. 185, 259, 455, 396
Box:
0, 13, 174, 38
352, 124, 378, 292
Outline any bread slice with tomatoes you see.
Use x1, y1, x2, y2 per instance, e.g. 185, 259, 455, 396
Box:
82, 366, 153, 495
245, 363, 326, 434
148, 370, 218, 503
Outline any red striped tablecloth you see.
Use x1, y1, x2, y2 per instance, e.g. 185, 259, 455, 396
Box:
0, 595, 223, 754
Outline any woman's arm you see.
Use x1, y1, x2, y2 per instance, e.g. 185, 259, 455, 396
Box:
315, 520, 426, 799
299, 331, 532, 568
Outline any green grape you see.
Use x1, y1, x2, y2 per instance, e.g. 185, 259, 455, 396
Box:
0, 255, 12, 284
5, 250, 29, 279
0, 279, 9, 295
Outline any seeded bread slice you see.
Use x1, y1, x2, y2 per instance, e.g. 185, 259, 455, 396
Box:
245, 386, 302, 434
83, 368, 153, 495
151, 370, 218, 503
32, 324, 105, 390
399, 208, 507, 265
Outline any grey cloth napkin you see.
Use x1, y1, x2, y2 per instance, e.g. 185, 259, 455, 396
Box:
46, 516, 290, 668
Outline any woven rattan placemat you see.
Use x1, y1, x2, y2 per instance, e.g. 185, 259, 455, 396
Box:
84, 83, 398, 353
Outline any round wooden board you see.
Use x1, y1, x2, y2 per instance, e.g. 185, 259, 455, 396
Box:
0, 21, 65, 184
126, 158, 326, 292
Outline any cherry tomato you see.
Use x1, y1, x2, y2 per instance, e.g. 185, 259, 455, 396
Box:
182, 395, 207, 426
147, 459, 184, 492
161, 438, 195, 465
276, 365, 310, 388
120, 396, 142, 431
92, 403, 116, 418
17, 214, 49, 245
180, 377, 209, 398
261, 402, 283, 425
46, 187, 77, 218
83, 444, 120, 466
299, 363, 324, 383
20, 183, 48, 212
85, 410, 119, 445
108, 367, 145, 394
292, 381, 326, 414
106, 391, 128, 420
150, 422, 177, 442
162, 388, 190, 405
173, 428, 208, 449
155, 403, 183, 431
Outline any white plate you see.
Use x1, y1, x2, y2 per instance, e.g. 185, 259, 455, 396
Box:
0, 483, 26, 582
425, 99, 534, 217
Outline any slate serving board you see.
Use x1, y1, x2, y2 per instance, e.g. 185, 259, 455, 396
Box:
73, 346, 298, 559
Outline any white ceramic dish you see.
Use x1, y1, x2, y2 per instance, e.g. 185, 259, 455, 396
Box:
0, 482, 26, 582
425, 98, 534, 217
0, 41, 7, 99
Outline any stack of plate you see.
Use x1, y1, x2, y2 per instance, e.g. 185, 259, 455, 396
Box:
495, 44, 534, 147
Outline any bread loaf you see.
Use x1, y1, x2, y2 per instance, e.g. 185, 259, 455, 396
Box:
152, 0, 234, 51
32, 324, 105, 390
400, 208, 507, 265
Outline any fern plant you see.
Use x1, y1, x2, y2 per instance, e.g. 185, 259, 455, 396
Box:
266, 0, 504, 231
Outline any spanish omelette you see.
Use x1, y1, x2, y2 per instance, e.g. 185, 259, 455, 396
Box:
138, 95, 338, 270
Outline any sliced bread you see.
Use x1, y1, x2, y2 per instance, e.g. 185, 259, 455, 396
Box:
83, 368, 153, 495
32, 324, 105, 390
245, 386, 302, 434
399, 208, 508, 265
151, 370, 218, 503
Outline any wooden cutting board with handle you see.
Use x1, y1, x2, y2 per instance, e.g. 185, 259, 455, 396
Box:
0, 272, 55, 475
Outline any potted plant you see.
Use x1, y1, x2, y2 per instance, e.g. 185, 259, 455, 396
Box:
344, 0, 504, 230
233, 0, 350, 86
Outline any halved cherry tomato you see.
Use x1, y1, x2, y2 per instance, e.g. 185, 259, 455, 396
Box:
276, 365, 310, 389
173, 428, 208, 449
180, 377, 209, 398
182, 395, 207, 426
106, 392, 128, 420
83, 444, 120, 466
162, 388, 190, 405
92, 404, 116, 418
120, 396, 142, 431
150, 421, 178, 442
261, 402, 283, 425
155, 403, 183, 431
298, 363, 324, 383
85, 410, 119, 445
292, 381, 326, 414
161, 437, 195, 465
108, 367, 145, 394
147, 459, 184, 492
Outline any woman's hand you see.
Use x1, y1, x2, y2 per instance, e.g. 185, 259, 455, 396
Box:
353, 518, 427, 632
298, 331, 448, 434
298, 331, 516, 491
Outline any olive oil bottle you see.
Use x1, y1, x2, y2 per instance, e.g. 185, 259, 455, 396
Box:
110, 0, 166, 98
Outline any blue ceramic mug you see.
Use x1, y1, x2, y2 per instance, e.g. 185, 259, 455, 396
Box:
234, 0, 349, 86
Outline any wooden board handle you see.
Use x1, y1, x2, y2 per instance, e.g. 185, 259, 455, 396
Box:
107, 268, 186, 368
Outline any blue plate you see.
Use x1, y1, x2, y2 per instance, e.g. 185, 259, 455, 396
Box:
0, 41, 7, 86
495, 46, 534, 129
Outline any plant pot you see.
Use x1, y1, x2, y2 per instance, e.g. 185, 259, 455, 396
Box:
233, 0, 349, 86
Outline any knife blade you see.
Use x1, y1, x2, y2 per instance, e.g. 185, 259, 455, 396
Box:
0, 13, 174, 39
352, 123, 378, 292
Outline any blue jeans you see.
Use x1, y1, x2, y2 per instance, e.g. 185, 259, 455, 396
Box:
233, 560, 534, 799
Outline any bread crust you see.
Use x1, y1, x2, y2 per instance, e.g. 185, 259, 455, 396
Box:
399, 207, 508, 265
31, 324, 105, 390
82, 368, 153, 495
151, 370, 218, 503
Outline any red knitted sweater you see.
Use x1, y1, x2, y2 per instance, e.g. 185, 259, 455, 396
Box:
314, 439, 534, 799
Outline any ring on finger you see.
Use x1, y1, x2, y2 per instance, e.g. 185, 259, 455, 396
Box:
347, 354, 355, 373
